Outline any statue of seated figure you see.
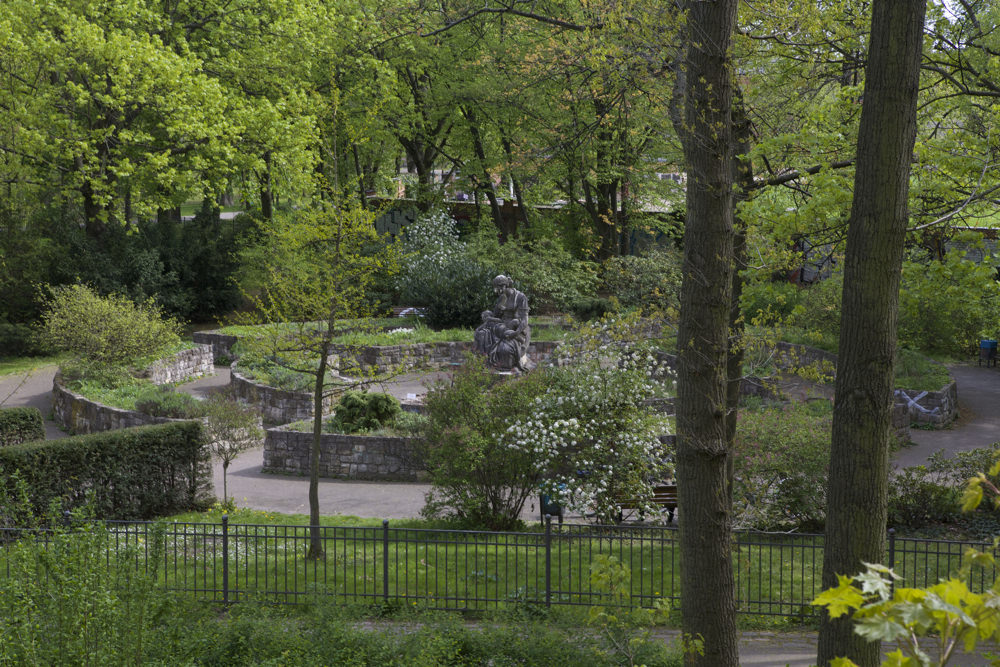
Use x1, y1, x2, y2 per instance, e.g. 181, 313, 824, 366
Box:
472, 275, 532, 372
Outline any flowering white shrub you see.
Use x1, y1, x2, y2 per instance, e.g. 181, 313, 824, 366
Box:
396, 209, 493, 328
504, 313, 675, 523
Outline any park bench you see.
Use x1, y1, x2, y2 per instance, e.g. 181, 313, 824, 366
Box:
616, 484, 677, 523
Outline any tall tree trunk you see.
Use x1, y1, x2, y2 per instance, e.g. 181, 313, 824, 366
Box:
817, 1, 926, 665
261, 151, 274, 221
308, 338, 330, 560
673, 1, 739, 665
461, 106, 505, 239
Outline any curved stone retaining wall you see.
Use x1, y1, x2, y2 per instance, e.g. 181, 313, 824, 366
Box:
229, 365, 336, 425
192, 330, 239, 363
334, 340, 561, 374
52, 375, 187, 435
263, 425, 425, 481
140, 344, 214, 384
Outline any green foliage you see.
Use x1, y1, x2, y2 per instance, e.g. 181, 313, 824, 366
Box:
898, 246, 1000, 357
0, 421, 211, 518
813, 561, 1000, 667
0, 321, 52, 358
422, 354, 550, 530
569, 296, 619, 322
0, 517, 168, 667
889, 446, 1000, 536
395, 209, 494, 328
588, 555, 695, 667
468, 232, 599, 313
202, 391, 263, 506
599, 248, 683, 314
895, 349, 952, 392
734, 402, 832, 531
741, 280, 804, 327
133, 384, 205, 418
0, 407, 44, 446
405, 254, 495, 329
330, 391, 402, 434
38, 284, 182, 368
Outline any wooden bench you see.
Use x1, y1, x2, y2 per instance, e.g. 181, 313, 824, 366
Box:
616, 484, 678, 523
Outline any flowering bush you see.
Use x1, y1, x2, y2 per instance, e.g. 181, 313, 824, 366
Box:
397, 210, 494, 328
504, 314, 675, 524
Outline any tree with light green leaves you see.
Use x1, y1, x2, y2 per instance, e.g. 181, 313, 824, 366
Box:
232, 202, 397, 559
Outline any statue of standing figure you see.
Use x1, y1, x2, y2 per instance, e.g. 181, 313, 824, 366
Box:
473, 275, 532, 372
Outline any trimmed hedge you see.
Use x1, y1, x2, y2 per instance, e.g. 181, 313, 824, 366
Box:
0, 407, 44, 447
0, 421, 212, 519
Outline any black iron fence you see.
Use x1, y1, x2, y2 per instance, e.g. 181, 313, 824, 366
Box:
2, 518, 995, 618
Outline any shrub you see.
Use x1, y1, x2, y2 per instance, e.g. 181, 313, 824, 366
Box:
889, 445, 1000, 535
422, 354, 550, 530
599, 248, 683, 314
733, 402, 832, 531
569, 296, 618, 322
134, 384, 205, 418
396, 209, 494, 328
898, 245, 1000, 357
507, 314, 675, 524
330, 391, 401, 434
740, 280, 804, 326
402, 254, 494, 328
0, 517, 167, 666
0, 321, 51, 358
0, 407, 44, 447
0, 421, 211, 518
468, 232, 599, 313
37, 284, 182, 367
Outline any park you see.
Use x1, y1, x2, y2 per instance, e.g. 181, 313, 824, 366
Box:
2, 0, 1000, 665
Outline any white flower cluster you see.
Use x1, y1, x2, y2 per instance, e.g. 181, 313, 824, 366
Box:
503, 321, 676, 520
397, 210, 471, 291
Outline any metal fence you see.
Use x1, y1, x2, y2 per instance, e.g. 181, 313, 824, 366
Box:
2, 518, 995, 618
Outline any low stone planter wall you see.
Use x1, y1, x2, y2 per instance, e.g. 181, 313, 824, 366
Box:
139, 344, 215, 384
894, 381, 958, 426
334, 340, 561, 374
192, 330, 239, 363
263, 425, 425, 481
229, 365, 336, 425
52, 375, 186, 435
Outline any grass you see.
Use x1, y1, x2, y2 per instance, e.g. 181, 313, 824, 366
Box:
0, 354, 67, 377
21, 508, 984, 621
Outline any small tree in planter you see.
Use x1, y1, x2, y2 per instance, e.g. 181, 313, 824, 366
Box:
233, 203, 397, 558
202, 392, 263, 509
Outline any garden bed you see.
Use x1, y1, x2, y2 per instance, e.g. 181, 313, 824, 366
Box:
263, 423, 425, 481
52, 373, 190, 435
229, 364, 337, 424
333, 340, 562, 374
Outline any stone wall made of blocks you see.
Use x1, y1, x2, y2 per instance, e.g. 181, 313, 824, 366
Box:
52, 374, 187, 435
141, 344, 215, 385
192, 330, 239, 363
263, 425, 425, 481
229, 365, 337, 425
332, 340, 562, 374
894, 381, 958, 426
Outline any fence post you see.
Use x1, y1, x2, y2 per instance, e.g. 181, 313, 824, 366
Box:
544, 515, 552, 608
383, 519, 390, 604
887, 528, 896, 596
222, 514, 229, 605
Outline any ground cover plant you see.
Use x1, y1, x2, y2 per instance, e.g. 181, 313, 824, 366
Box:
733, 400, 832, 532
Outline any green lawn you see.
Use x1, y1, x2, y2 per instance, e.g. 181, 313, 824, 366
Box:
0, 354, 66, 378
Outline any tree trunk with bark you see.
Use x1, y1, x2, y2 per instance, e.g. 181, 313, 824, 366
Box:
817, 1, 926, 665
673, 1, 740, 665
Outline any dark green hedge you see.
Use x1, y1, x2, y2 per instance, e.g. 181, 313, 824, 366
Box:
0, 407, 44, 447
0, 421, 212, 519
